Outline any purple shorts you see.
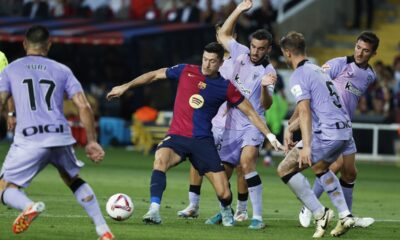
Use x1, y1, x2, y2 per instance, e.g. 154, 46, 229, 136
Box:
218, 127, 264, 166
0, 144, 84, 188
296, 136, 356, 164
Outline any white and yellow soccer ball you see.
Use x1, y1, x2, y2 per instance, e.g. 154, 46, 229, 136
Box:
106, 193, 134, 221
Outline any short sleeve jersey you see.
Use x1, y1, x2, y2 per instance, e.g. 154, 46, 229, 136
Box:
322, 56, 376, 119
222, 39, 275, 130
289, 60, 352, 140
166, 64, 244, 138
0, 55, 83, 147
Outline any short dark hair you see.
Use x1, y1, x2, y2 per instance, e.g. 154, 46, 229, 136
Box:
25, 25, 50, 44
250, 29, 273, 45
204, 42, 224, 60
279, 31, 306, 55
357, 31, 379, 52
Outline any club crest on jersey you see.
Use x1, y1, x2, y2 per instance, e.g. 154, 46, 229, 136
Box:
321, 63, 331, 72
198, 81, 207, 89
189, 94, 204, 109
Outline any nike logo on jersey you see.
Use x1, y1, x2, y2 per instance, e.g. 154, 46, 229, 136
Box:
240, 61, 245, 65
188, 73, 195, 77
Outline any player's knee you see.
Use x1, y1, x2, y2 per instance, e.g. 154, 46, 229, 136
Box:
240, 161, 255, 173
342, 168, 357, 183
277, 161, 290, 177
218, 188, 231, 200
153, 156, 170, 171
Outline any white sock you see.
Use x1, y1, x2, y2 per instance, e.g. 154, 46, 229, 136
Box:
3, 188, 33, 211
74, 183, 109, 236
150, 202, 160, 211
317, 171, 351, 218
286, 173, 325, 218
189, 192, 200, 207
236, 200, 247, 212
245, 171, 263, 221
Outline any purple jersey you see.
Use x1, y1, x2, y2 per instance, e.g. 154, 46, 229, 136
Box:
223, 39, 275, 130
322, 56, 376, 119
211, 57, 234, 128
0, 56, 83, 147
290, 60, 352, 140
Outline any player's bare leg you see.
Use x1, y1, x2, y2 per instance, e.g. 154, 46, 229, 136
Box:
178, 165, 202, 218
58, 170, 113, 238
144, 148, 182, 224
205, 170, 234, 227
234, 164, 249, 222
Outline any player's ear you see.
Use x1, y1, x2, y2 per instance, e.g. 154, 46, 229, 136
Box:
46, 41, 52, 52
23, 39, 28, 52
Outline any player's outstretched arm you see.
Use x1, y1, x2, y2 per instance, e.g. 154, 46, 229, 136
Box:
218, 0, 253, 51
106, 68, 167, 100
237, 98, 284, 151
72, 92, 105, 163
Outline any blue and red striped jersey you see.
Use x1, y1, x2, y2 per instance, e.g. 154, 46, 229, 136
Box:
166, 64, 244, 138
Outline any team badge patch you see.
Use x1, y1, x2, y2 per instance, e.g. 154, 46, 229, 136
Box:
198, 81, 207, 89
321, 63, 331, 71
291, 84, 303, 97
189, 94, 204, 109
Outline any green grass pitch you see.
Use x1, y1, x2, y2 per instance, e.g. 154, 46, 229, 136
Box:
0, 145, 399, 240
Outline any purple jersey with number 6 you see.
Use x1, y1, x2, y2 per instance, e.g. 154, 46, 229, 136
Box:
289, 60, 352, 141
322, 56, 376, 119
0, 55, 83, 147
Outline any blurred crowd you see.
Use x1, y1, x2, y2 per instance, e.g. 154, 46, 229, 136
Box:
0, 0, 398, 124
361, 47, 400, 123
0, 0, 279, 29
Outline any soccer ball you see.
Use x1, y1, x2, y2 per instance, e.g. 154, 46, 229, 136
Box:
106, 193, 134, 221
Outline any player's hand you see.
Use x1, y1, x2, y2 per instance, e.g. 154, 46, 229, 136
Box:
106, 84, 129, 100
237, 0, 253, 12
261, 73, 277, 87
284, 128, 296, 154
85, 141, 105, 163
7, 116, 16, 131
266, 133, 285, 151
297, 146, 312, 168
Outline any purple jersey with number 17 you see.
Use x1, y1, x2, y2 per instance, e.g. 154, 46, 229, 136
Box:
0, 55, 83, 147
289, 60, 352, 141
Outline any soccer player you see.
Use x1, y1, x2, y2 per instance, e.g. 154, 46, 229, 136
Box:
298, 31, 379, 229
0, 25, 114, 240
177, 18, 276, 227
106, 42, 283, 226
203, 0, 276, 229
277, 31, 355, 238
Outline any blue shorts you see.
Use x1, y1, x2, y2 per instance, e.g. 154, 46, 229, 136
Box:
157, 135, 225, 175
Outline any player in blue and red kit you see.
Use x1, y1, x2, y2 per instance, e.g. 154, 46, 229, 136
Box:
107, 42, 283, 226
